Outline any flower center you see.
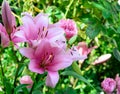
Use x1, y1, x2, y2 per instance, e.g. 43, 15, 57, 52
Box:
40, 52, 54, 69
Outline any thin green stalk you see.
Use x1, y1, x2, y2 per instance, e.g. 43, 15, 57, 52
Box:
0, 47, 6, 93
29, 80, 35, 94
10, 45, 25, 93
73, 79, 78, 88
0, 57, 4, 77
64, 0, 74, 18
29, 74, 40, 94
13, 56, 26, 87
13, 64, 21, 87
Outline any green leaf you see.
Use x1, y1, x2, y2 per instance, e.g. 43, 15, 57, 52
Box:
72, 62, 81, 75
14, 84, 28, 93
61, 71, 93, 88
34, 81, 44, 90
117, 26, 120, 33
17, 64, 25, 77
32, 90, 42, 94
22, 87, 29, 94
3, 77, 12, 94
113, 48, 120, 62
92, 2, 105, 10
92, 2, 111, 19
0, 91, 4, 94
86, 24, 101, 39
64, 87, 77, 94
68, 35, 77, 45
102, 9, 111, 19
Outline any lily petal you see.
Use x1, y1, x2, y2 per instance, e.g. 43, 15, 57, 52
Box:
12, 30, 26, 43
29, 59, 44, 74
19, 48, 35, 59
22, 15, 37, 40
46, 54, 73, 71
46, 71, 59, 88
34, 13, 49, 32
0, 23, 10, 47
47, 27, 65, 41
0, 30, 10, 47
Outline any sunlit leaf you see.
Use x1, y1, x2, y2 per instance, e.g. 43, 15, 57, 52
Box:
68, 35, 77, 45
61, 71, 93, 88
72, 62, 81, 75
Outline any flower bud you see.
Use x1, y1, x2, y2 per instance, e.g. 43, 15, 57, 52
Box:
92, 54, 111, 65
2, 0, 16, 35
20, 75, 33, 88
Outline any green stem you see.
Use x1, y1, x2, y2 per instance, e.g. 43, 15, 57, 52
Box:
13, 64, 21, 87
0, 47, 6, 93
64, 0, 74, 18
73, 79, 78, 88
10, 46, 25, 92
13, 57, 26, 88
29, 74, 40, 94
83, 64, 93, 74
0, 58, 4, 77
29, 81, 35, 94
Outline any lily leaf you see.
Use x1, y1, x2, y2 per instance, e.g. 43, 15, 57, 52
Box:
61, 71, 94, 88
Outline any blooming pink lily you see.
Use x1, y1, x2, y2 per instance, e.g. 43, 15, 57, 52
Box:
13, 13, 66, 48
20, 39, 86, 88
55, 19, 78, 39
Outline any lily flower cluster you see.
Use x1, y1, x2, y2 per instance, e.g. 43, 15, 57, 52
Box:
0, 1, 87, 88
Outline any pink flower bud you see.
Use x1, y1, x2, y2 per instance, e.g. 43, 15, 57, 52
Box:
101, 78, 116, 94
2, 0, 16, 34
20, 75, 33, 88
92, 54, 111, 65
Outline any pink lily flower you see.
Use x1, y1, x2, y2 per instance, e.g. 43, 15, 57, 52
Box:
54, 19, 78, 39
20, 39, 86, 88
13, 13, 66, 48
101, 78, 116, 94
